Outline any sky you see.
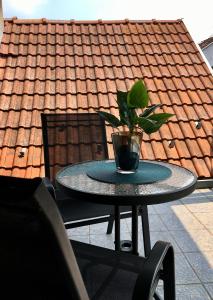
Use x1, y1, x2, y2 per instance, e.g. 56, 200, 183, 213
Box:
3, 0, 213, 43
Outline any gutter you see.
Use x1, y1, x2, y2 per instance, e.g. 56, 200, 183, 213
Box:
201, 41, 213, 51
181, 19, 213, 75
196, 41, 213, 75
196, 179, 213, 189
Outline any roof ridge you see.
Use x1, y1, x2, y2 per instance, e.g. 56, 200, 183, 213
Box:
4, 18, 183, 25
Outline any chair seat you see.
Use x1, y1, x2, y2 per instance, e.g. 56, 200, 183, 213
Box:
0, 176, 175, 300
56, 189, 131, 223
72, 240, 146, 300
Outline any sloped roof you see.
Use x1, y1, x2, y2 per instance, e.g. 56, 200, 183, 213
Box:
0, 18, 212, 179
199, 36, 213, 49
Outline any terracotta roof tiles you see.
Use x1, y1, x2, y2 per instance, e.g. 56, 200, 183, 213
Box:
0, 18, 212, 178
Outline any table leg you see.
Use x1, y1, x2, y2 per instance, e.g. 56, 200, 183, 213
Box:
140, 205, 151, 257
114, 205, 120, 251
132, 205, 139, 255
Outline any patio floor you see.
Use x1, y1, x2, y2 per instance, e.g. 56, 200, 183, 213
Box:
67, 188, 213, 300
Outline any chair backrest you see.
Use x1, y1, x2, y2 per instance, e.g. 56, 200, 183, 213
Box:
41, 113, 108, 182
0, 175, 89, 300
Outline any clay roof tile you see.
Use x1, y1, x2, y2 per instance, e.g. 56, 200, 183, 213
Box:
0, 18, 212, 178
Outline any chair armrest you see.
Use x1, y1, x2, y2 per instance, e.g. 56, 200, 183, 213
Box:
133, 241, 175, 300
42, 177, 56, 200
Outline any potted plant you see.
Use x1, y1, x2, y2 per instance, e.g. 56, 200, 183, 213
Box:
97, 80, 174, 174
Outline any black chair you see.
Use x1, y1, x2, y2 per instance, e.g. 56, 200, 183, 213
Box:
0, 175, 176, 299
41, 113, 131, 233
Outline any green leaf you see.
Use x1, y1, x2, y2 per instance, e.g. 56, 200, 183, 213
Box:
117, 91, 128, 110
117, 91, 129, 125
148, 113, 174, 123
127, 80, 149, 108
97, 111, 121, 128
117, 91, 138, 130
140, 104, 162, 117
128, 109, 138, 125
137, 117, 163, 134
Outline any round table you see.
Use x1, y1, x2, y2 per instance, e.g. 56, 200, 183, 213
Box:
56, 160, 197, 256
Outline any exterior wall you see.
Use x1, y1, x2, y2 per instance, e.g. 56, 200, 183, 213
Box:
203, 43, 213, 68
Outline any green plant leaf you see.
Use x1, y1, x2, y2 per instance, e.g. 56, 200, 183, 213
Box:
117, 91, 128, 110
148, 113, 174, 123
128, 109, 138, 125
96, 79, 175, 134
117, 91, 138, 130
97, 111, 121, 128
137, 117, 163, 134
127, 80, 149, 108
117, 91, 129, 125
140, 104, 162, 117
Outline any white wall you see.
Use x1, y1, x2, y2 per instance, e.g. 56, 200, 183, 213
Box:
203, 43, 213, 68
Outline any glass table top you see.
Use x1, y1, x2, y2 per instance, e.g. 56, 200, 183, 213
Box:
56, 160, 197, 205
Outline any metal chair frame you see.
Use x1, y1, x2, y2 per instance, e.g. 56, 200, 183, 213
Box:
41, 112, 132, 232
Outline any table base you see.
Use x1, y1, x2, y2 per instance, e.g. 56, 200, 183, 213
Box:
120, 240, 133, 252
114, 204, 151, 257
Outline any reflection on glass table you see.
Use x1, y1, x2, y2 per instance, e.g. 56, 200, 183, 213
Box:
56, 160, 197, 256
